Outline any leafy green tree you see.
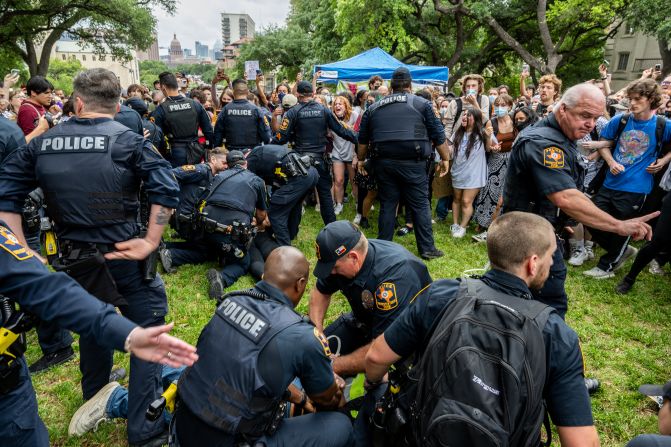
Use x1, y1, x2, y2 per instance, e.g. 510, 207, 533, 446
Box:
139, 60, 169, 86
47, 57, 84, 94
0, 0, 175, 76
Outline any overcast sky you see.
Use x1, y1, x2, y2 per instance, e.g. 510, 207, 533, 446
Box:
154, 0, 291, 52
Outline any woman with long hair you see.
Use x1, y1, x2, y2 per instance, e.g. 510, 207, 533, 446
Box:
450, 108, 489, 238
330, 95, 359, 215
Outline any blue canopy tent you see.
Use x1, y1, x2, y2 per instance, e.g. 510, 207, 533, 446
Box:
313, 47, 449, 84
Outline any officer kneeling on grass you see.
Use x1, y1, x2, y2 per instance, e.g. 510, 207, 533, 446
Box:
361, 212, 599, 447
0, 221, 198, 447
173, 246, 353, 447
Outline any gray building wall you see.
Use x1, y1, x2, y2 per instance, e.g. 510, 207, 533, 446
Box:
605, 23, 662, 91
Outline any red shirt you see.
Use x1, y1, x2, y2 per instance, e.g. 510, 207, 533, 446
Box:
17, 100, 45, 136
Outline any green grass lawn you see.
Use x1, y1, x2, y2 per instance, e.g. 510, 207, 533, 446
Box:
27, 201, 671, 446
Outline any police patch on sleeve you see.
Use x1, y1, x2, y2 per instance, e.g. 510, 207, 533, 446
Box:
0, 225, 33, 261
375, 283, 398, 311
313, 327, 332, 358
280, 118, 290, 131
263, 116, 270, 127
181, 164, 196, 171
543, 146, 565, 169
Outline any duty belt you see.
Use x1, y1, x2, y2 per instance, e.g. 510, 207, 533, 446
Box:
60, 240, 116, 258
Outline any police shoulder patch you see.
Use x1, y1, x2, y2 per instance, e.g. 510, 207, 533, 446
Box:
280, 118, 290, 131
543, 146, 565, 169
263, 116, 270, 127
181, 164, 196, 171
375, 282, 398, 311
0, 225, 33, 261
313, 327, 332, 358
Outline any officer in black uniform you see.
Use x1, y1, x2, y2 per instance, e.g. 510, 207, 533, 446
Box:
272, 81, 357, 225
357, 67, 451, 260
174, 246, 353, 447
0, 116, 75, 374
0, 68, 181, 446
125, 97, 167, 156
309, 220, 432, 378
115, 102, 144, 135
213, 78, 271, 151
246, 144, 319, 245
0, 221, 198, 447
502, 83, 656, 318
363, 212, 600, 447
152, 71, 214, 167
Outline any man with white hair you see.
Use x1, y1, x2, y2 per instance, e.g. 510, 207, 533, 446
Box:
503, 82, 658, 318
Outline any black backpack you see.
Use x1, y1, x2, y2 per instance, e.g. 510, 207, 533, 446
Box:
413, 278, 553, 447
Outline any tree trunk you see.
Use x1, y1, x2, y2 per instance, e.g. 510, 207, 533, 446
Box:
659, 39, 671, 78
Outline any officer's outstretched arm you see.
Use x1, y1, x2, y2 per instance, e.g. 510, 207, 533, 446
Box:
333, 343, 370, 376
105, 204, 173, 261
365, 334, 401, 384
308, 288, 331, 333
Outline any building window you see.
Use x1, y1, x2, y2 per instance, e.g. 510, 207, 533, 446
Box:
99, 55, 106, 61
624, 23, 635, 35
92, 56, 96, 61
82, 55, 86, 61
617, 53, 630, 71
62, 54, 66, 60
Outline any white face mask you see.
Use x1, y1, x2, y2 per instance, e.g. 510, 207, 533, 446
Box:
467, 88, 477, 96
495, 106, 509, 117
440, 107, 448, 114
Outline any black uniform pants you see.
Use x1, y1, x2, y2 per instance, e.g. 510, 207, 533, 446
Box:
270, 168, 319, 245
79, 259, 168, 444
311, 156, 336, 225
589, 187, 647, 271
169, 144, 188, 168
625, 191, 671, 282
249, 231, 281, 280
374, 159, 436, 254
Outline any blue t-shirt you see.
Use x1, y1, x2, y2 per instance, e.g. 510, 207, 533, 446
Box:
601, 114, 671, 194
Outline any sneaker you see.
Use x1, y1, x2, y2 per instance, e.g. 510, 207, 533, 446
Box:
568, 247, 588, 266
584, 244, 595, 261
159, 248, 176, 274
649, 259, 666, 276
583, 266, 615, 279
206, 268, 224, 300
109, 368, 126, 383
334, 203, 344, 215
613, 245, 638, 271
68, 381, 120, 436
449, 223, 460, 236
360, 217, 370, 229
584, 378, 600, 395
314, 203, 320, 213
421, 249, 444, 260
453, 226, 466, 238
353, 214, 362, 225
615, 277, 634, 294
471, 231, 488, 243
29, 346, 75, 374
396, 225, 413, 236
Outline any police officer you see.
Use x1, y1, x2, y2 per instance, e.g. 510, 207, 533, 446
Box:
246, 144, 319, 245
0, 115, 75, 374
0, 221, 197, 447
357, 67, 451, 260
309, 220, 432, 377
115, 102, 144, 135
125, 97, 167, 156
0, 68, 180, 446
363, 212, 600, 447
502, 83, 657, 318
213, 78, 271, 151
272, 80, 357, 225
174, 246, 353, 447
153, 71, 214, 167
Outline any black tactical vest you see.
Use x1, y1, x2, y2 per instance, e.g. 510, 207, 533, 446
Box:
293, 101, 329, 153
246, 145, 289, 184
222, 101, 260, 149
35, 120, 139, 229
368, 93, 430, 144
160, 97, 198, 143
178, 291, 303, 438
202, 167, 259, 223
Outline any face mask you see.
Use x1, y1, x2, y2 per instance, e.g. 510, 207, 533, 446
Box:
440, 107, 448, 115
489, 95, 496, 104
467, 89, 477, 96
495, 106, 509, 117
278, 92, 286, 102
515, 120, 530, 131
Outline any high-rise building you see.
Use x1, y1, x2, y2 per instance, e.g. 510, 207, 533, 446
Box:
137, 34, 160, 61
195, 41, 209, 59
183, 48, 192, 57
221, 13, 255, 46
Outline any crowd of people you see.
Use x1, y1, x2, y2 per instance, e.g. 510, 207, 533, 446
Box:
0, 58, 670, 447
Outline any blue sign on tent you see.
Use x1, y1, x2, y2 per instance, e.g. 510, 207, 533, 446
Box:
314, 47, 449, 84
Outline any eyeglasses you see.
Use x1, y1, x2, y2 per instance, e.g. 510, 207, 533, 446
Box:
662, 81, 671, 86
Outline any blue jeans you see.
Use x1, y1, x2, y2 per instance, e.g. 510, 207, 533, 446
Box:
107, 365, 185, 421
435, 196, 451, 220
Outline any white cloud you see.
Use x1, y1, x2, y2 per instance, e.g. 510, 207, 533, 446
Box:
153, 0, 290, 52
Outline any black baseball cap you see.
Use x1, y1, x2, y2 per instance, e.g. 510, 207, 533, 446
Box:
392, 67, 412, 82
297, 81, 313, 95
313, 221, 362, 279
227, 150, 245, 166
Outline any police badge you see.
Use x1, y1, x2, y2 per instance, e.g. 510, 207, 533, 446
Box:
361, 290, 374, 310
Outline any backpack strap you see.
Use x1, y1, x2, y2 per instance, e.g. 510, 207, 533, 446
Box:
613, 113, 630, 145
491, 117, 499, 136
454, 98, 463, 124
655, 115, 667, 156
